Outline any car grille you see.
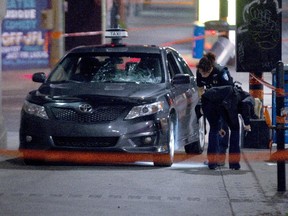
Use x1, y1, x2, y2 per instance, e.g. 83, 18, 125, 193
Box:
53, 137, 119, 148
51, 106, 126, 123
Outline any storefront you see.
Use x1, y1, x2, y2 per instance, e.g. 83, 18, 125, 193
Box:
1, 0, 50, 70
1, 0, 103, 71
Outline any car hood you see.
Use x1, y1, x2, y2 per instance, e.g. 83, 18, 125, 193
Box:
37, 82, 167, 100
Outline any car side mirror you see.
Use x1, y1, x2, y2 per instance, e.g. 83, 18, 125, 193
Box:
172, 74, 190, 85
32, 72, 46, 83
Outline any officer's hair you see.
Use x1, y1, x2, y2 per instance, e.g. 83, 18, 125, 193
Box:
196, 52, 216, 73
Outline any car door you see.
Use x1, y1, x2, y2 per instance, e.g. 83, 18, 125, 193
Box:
166, 50, 196, 146
172, 51, 199, 142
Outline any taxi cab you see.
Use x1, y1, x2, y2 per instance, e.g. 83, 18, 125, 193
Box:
19, 28, 205, 166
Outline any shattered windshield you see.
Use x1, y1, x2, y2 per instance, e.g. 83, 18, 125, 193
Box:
48, 53, 163, 84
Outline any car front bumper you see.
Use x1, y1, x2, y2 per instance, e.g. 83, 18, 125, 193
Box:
19, 112, 170, 155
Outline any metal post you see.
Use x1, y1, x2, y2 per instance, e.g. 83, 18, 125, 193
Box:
275, 61, 286, 192
110, 0, 119, 28
220, 0, 228, 21
219, 0, 229, 38
0, 0, 7, 149
101, 0, 106, 44
50, 0, 65, 67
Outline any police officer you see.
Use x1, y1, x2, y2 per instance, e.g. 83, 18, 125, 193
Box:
196, 52, 234, 169
201, 85, 257, 170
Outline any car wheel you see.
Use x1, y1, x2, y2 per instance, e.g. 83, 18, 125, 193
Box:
153, 115, 176, 167
184, 116, 205, 154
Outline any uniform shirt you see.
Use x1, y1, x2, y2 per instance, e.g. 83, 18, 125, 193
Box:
202, 85, 257, 125
196, 64, 233, 89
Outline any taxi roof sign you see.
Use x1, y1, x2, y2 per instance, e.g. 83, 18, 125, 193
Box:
105, 28, 128, 45
105, 28, 128, 39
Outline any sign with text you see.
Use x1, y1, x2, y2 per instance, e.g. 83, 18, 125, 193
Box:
236, 0, 282, 72
1, 0, 50, 70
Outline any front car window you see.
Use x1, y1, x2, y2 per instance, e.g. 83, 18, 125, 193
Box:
48, 53, 163, 84
169, 50, 194, 77
176, 53, 194, 76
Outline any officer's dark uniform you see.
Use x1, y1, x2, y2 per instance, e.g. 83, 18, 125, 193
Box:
196, 64, 234, 166
201, 85, 256, 170
196, 65, 233, 89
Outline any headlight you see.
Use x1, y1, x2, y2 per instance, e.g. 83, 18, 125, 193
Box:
125, 101, 164, 120
22, 100, 48, 119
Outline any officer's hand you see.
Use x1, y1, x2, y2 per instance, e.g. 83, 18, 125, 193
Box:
244, 125, 251, 131
219, 129, 226, 137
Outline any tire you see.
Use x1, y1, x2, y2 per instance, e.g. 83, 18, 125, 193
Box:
153, 115, 176, 167
184, 116, 205, 154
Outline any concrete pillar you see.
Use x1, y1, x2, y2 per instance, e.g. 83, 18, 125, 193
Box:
50, 0, 65, 67
0, 0, 7, 149
101, 0, 106, 44
110, 0, 126, 28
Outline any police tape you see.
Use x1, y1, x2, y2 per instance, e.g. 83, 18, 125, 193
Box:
61, 24, 222, 41
0, 149, 287, 164
159, 31, 226, 47
63, 24, 193, 38
143, 0, 196, 6
63, 31, 103, 38
249, 73, 276, 91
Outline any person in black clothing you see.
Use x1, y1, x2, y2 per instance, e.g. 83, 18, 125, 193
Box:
201, 85, 257, 170
196, 53, 233, 93
196, 52, 234, 168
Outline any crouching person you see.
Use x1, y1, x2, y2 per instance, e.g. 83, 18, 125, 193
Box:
201, 85, 257, 170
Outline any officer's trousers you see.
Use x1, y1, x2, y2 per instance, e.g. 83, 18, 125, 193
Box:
202, 101, 240, 169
